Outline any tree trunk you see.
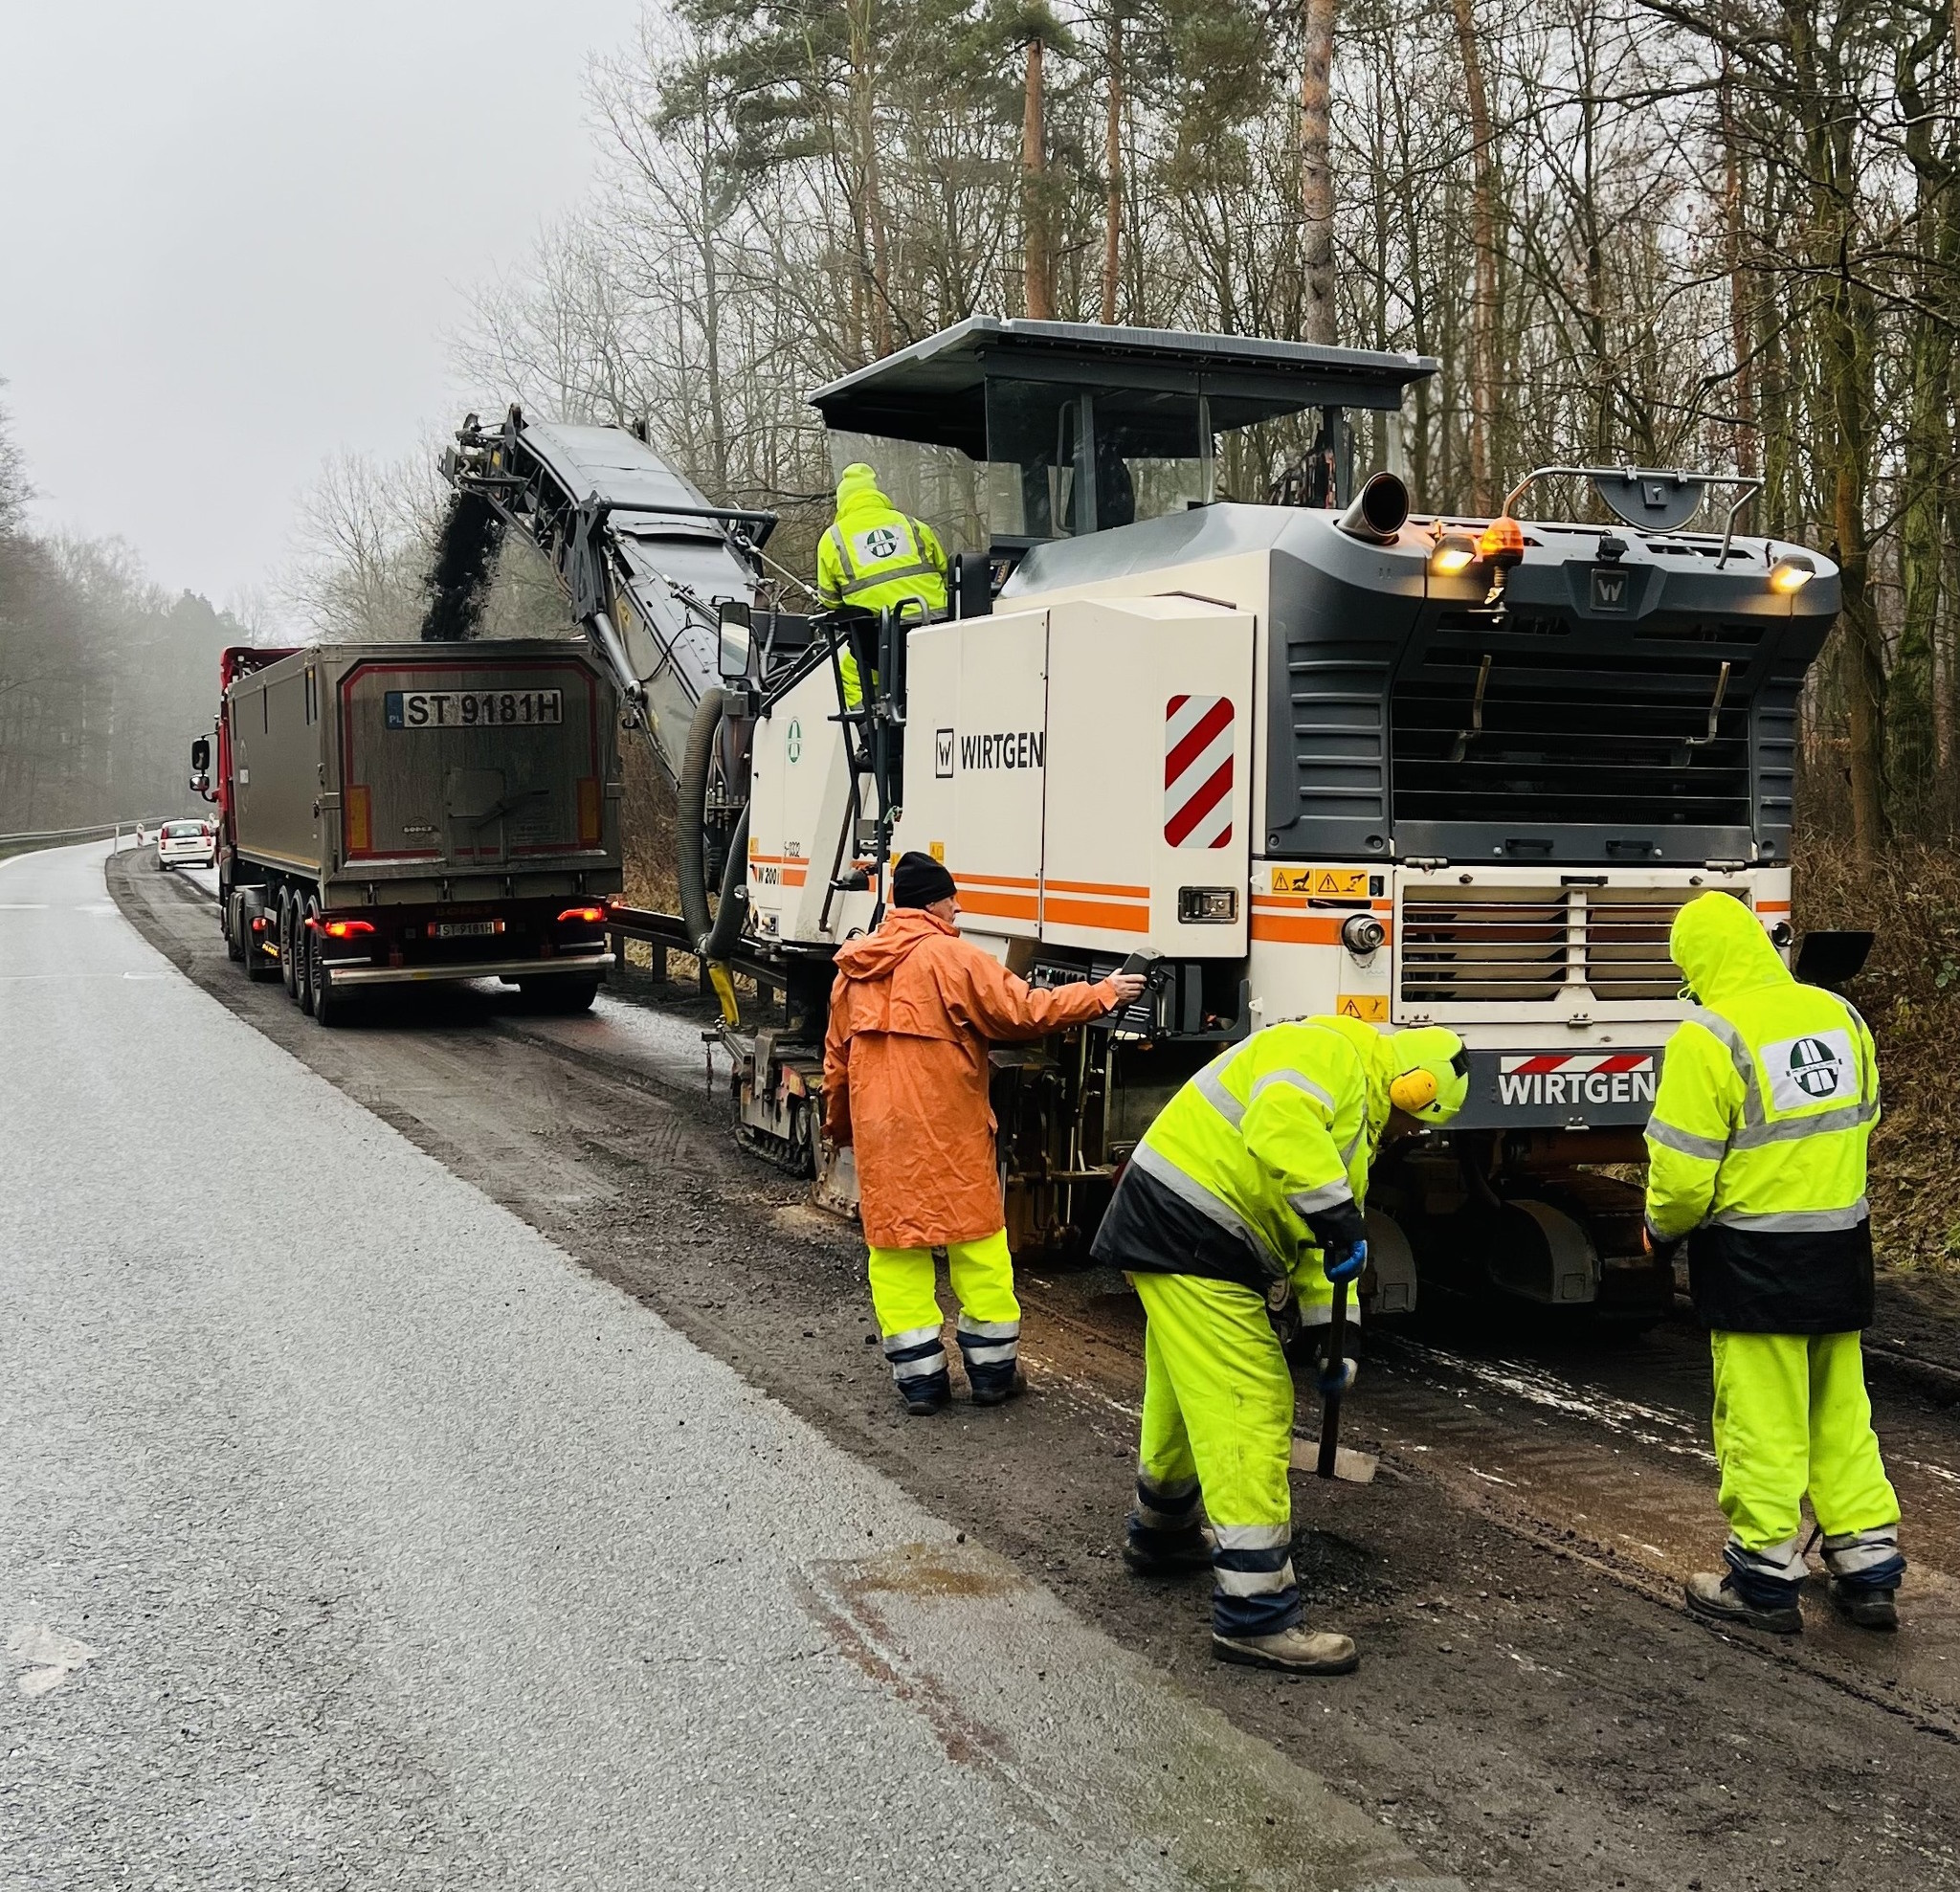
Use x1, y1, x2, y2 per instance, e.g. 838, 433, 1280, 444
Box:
1102, 11, 1124, 326
1022, 36, 1054, 321
1719, 70, 1757, 482
1299, 0, 1338, 346
1447, 0, 1499, 512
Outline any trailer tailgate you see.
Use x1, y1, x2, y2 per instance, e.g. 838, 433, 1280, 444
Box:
337, 651, 612, 875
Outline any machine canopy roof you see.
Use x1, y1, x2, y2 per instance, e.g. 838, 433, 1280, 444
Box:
808, 317, 1438, 458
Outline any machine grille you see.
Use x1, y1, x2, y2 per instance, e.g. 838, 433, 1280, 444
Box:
1392, 638, 1753, 829
1398, 884, 1712, 1007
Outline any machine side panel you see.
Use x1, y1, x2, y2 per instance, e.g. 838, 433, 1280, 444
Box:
1263, 523, 1427, 860
1042, 596, 1254, 956
902, 610, 1048, 940
747, 666, 858, 943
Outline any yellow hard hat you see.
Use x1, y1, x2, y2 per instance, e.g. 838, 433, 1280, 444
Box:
1386, 1026, 1470, 1124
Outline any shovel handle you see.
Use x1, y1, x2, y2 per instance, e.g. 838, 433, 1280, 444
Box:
1316, 1277, 1349, 1480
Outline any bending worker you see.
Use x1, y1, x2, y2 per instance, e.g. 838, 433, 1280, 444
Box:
1092, 1014, 1468, 1676
1645, 891, 1902, 1634
824, 852, 1143, 1413
814, 462, 947, 706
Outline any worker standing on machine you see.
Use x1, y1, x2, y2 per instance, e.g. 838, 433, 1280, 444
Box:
814, 463, 948, 706
1644, 891, 1902, 1635
1092, 1016, 1468, 1676
823, 852, 1145, 1413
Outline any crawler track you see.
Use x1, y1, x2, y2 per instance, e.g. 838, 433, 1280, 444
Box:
115, 845, 1960, 1892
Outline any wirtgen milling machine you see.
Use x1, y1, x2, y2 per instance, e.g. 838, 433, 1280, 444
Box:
437, 318, 1838, 1324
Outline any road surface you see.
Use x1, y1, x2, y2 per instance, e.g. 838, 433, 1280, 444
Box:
1, 841, 1454, 1892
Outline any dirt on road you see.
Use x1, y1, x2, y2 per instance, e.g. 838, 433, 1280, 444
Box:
114, 850, 1960, 1892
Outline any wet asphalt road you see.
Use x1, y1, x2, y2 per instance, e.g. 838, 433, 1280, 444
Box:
0, 841, 1452, 1892
67, 841, 1960, 1890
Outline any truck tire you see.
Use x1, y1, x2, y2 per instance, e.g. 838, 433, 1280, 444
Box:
223, 892, 242, 962
312, 954, 345, 1028
279, 890, 300, 1000
298, 894, 322, 1015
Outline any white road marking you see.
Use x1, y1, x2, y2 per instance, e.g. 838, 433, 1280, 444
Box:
8, 1623, 98, 1698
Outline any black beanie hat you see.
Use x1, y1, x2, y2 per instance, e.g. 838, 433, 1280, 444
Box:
891, 850, 957, 908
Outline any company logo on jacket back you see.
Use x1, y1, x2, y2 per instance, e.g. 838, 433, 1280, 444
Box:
934, 727, 1044, 778
1767, 1030, 1856, 1108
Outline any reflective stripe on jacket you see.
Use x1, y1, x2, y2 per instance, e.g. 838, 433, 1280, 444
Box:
1095, 1017, 1389, 1294
1644, 891, 1881, 1332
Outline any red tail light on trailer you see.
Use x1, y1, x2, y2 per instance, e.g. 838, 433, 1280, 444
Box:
323, 919, 376, 940
557, 905, 606, 924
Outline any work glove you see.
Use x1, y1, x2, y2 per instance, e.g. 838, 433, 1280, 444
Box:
1640, 1222, 1682, 1265
1317, 1354, 1358, 1398
1323, 1237, 1368, 1285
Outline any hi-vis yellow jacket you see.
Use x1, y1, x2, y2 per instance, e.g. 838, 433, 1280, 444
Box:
815, 464, 947, 706
1094, 1017, 1390, 1302
1645, 891, 1881, 1332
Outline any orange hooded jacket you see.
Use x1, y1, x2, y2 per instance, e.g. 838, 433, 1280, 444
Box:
823, 908, 1119, 1249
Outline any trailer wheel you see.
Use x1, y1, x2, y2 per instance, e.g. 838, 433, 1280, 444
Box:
298, 895, 321, 1015
312, 955, 344, 1028
223, 893, 243, 962
278, 890, 300, 1000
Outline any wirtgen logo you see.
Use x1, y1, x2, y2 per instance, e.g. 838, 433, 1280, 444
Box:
1592, 568, 1629, 612
934, 728, 954, 778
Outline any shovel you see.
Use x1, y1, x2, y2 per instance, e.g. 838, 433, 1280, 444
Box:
1298, 1279, 1378, 1485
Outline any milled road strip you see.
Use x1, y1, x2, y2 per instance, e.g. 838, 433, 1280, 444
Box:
1, 841, 1456, 1892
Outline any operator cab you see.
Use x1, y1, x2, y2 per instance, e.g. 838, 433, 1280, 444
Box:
808, 317, 1437, 580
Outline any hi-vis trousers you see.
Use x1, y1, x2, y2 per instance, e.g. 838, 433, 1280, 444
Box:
1129, 1272, 1303, 1638
868, 1229, 1020, 1401
1711, 1329, 1904, 1604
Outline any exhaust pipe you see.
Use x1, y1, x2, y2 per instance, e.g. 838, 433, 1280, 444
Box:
1335, 471, 1410, 544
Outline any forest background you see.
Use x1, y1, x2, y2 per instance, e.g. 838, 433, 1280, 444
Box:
4, 0, 1959, 1263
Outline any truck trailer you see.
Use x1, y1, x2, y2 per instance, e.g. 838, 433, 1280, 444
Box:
191, 640, 622, 1024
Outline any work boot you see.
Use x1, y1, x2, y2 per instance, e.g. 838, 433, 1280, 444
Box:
1213, 1625, 1360, 1676
969, 1367, 1027, 1408
1684, 1570, 1802, 1636
1123, 1526, 1214, 1576
901, 1383, 949, 1418
1828, 1578, 1899, 1632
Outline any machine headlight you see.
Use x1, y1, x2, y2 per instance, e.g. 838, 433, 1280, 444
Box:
1429, 531, 1478, 577
1769, 553, 1815, 594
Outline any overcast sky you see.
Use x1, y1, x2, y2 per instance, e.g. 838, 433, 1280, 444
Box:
0, 0, 647, 614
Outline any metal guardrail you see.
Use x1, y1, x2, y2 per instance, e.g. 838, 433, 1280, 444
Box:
0, 818, 173, 850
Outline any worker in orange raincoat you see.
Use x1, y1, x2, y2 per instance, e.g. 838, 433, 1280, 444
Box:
824, 851, 1144, 1414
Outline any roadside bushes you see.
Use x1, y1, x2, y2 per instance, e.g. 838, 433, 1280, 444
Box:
1796, 836, 1960, 1275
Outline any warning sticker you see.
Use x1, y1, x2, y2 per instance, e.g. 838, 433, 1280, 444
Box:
1271, 866, 1370, 897
1336, 994, 1389, 1022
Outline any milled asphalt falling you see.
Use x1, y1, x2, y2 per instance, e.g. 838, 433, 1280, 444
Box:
0, 842, 1459, 1892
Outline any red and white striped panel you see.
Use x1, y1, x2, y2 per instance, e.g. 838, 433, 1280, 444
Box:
1498, 1053, 1654, 1076
1164, 694, 1235, 849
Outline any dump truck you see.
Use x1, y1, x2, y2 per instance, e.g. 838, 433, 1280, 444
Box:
190, 640, 622, 1024
434, 317, 1844, 1324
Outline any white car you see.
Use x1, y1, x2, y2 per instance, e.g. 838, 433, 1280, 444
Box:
157, 819, 215, 870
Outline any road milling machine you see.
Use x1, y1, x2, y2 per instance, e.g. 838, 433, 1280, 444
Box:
435, 317, 1841, 1323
